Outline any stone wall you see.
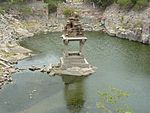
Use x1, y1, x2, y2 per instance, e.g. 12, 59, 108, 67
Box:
103, 4, 150, 44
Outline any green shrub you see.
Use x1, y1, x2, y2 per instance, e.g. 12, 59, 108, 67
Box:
63, 7, 75, 17
117, 0, 133, 8
44, 0, 64, 13
134, 20, 142, 28
97, 87, 133, 113
98, 0, 115, 8
134, 0, 149, 10
19, 6, 31, 14
84, 0, 149, 10
0, 6, 5, 14
7, 0, 27, 4
48, 2, 57, 13
131, 0, 137, 4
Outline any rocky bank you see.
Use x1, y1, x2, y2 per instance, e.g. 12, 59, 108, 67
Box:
103, 3, 150, 44
0, 13, 33, 89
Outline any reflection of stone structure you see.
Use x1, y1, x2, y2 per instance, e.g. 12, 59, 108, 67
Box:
62, 75, 85, 113
64, 14, 84, 37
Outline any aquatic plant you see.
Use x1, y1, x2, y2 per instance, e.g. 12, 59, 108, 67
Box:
97, 86, 133, 113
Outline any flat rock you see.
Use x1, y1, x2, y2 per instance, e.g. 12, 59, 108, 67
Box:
50, 66, 95, 76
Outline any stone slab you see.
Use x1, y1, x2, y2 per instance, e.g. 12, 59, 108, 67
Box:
62, 35, 87, 41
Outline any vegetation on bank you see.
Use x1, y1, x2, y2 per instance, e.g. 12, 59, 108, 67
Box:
85, 0, 149, 10
63, 7, 75, 17
44, 0, 65, 13
0, 0, 31, 14
0, 0, 149, 14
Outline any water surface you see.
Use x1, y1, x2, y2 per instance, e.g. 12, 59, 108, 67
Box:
0, 32, 150, 113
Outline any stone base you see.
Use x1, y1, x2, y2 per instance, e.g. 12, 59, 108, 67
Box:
49, 55, 95, 76
60, 55, 90, 69
51, 67, 94, 76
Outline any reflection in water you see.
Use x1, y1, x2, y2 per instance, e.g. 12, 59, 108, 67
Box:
62, 75, 86, 113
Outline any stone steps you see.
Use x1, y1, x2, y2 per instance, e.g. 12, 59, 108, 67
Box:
61, 63, 90, 69
60, 56, 90, 69
63, 59, 86, 63
63, 56, 87, 63
63, 56, 84, 59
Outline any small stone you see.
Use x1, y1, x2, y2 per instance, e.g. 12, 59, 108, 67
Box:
8, 78, 12, 82
32, 89, 37, 93
3, 74, 8, 78
0, 77, 4, 82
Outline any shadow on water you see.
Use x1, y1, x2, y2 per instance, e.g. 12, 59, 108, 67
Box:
61, 75, 86, 113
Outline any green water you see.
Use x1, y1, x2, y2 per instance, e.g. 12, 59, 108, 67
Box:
0, 32, 150, 113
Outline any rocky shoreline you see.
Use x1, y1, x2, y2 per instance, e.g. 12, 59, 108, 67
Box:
0, 10, 68, 89
0, 13, 33, 89
103, 3, 150, 44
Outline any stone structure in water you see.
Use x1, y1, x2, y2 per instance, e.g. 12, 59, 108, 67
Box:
50, 13, 95, 76
64, 13, 84, 37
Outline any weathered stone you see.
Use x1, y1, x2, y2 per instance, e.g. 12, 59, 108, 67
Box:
0, 77, 5, 83
48, 16, 95, 76
103, 4, 150, 44
29, 65, 41, 71
64, 13, 84, 37
7, 78, 12, 82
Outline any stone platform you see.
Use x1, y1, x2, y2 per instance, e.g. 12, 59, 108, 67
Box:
49, 45, 95, 76
60, 55, 89, 69
55, 52, 94, 76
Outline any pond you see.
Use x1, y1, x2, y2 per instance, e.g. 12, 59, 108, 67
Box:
0, 32, 150, 113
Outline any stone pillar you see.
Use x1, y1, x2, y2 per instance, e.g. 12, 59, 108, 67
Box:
63, 39, 69, 56
79, 39, 85, 55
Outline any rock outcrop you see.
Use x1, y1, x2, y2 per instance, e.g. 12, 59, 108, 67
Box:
0, 14, 33, 45
0, 14, 33, 89
0, 13, 33, 61
103, 4, 150, 44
